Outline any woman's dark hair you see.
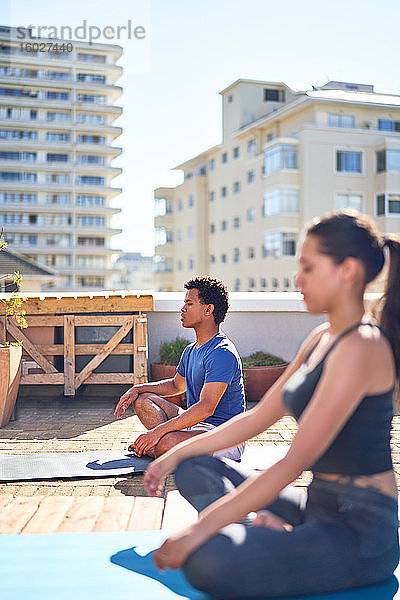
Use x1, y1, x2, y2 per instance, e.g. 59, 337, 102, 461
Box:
184, 276, 229, 326
307, 210, 400, 379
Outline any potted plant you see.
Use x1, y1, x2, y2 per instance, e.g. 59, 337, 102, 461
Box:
0, 234, 27, 426
241, 351, 289, 402
150, 337, 191, 407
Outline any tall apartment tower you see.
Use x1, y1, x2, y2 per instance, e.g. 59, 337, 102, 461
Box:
0, 26, 122, 291
154, 79, 400, 292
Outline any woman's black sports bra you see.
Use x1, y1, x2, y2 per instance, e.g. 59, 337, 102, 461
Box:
283, 322, 394, 475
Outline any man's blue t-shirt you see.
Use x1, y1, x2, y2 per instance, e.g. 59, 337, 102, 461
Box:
176, 332, 245, 426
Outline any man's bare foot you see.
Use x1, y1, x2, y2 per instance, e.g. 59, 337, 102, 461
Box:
252, 510, 293, 531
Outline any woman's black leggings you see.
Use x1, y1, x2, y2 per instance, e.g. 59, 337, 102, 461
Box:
175, 455, 399, 599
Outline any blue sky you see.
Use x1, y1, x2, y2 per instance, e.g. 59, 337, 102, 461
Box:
3, 0, 400, 254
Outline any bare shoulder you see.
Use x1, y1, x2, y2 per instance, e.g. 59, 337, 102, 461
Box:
297, 322, 330, 359
328, 324, 395, 392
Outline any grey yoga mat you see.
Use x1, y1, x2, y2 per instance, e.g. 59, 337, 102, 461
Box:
0, 451, 152, 482
0, 445, 289, 482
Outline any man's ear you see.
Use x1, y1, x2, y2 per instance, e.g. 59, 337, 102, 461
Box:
205, 304, 214, 315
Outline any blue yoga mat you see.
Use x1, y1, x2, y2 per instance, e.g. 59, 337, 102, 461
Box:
0, 530, 397, 600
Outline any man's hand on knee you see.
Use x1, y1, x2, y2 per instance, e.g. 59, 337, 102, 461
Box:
128, 428, 163, 456
114, 386, 141, 418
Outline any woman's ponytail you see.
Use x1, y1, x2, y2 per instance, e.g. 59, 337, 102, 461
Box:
378, 236, 400, 385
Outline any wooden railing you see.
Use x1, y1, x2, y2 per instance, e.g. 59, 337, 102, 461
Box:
0, 293, 154, 396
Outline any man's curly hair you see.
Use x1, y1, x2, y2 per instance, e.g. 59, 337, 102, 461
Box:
184, 276, 229, 326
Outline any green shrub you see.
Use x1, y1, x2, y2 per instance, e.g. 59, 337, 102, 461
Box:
159, 337, 191, 366
241, 351, 286, 368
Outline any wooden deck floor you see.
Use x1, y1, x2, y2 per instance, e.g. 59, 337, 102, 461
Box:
0, 398, 399, 534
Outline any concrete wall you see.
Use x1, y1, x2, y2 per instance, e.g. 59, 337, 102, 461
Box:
147, 292, 326, 365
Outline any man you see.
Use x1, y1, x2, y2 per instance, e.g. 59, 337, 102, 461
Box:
114, 276, 245, 459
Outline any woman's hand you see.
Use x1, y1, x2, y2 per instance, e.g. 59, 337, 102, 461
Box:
153, 524, 206, 571
143, 452, 179, 496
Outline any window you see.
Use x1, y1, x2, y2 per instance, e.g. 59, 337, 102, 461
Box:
47, 153, 68, 162
77, 215, 105, 227
328, 114, 354, 128
234, 278, 240, 292
177, 260, 183, 271
177, 229, 183, 242
247, 170, 255, 183
77, 73, 106, 84
389, 194, 400, 214
264, 232, 297, 257
222, 152, 228, 164
264, 144, 298, 173
248, 278, 256, 290
47, 194, 71, 205
336, 151, 362, 173
77, 237, 104, 246
210, 255, 215, 264
267, 133, 273, 142
284, 277, 290, 289
233, 181, 240, 193
0, 171, 36, 182
0, 192, 37, 204
77, 276, 105, 287
76, 176, 105, 185
377, 149, 400, 173
47, 112, 71, 121
77, 155, 105, 165
378, 119, 400, 132
335, 193, 363, 211
263, 188, 299, 216
46, 132, 70, 142
264, 88, 285, 102
46, 91, 69, 101
260, 278, 267, 289
247, 207, 256, 222
227, 95, 233, 103
221, 220, 227, 231
77, 134, 105, 144
233, 146, 240, 159
0, 129, 37, 140
154, 198, 172, 215
209, 158, 215, 170
233, 248, 240, 263
0, 151, 36, 161
272, 278, 279, 289
77, 94, 105, 104
248, 247, 255, 259
209, 191, 215, 202
188, 195, 194, 207
46, 173, 69, 183
178, 199, 183, 211
247, 138, 256, 153
376, 193, 400, 216
221, 186, 227, 197
188, 258, 194, 271
376, 194, 386, 216
221, 254, 227, 263
77, 53, 106, 63
77, 114, 106, 124
233, 217, 240, 229
187, 226, 194, 240
210, 224, 215, 234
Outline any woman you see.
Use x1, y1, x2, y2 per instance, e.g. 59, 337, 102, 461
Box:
143, 211, 400, 599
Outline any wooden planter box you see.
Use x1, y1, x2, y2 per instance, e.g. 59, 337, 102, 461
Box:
0, 345, 22, 427
244, 364, 289, 402
150, 363, 187, 408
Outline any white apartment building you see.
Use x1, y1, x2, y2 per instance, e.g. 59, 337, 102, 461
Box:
112, 252, 154, 291
154, 79, 400, 292
0, 25, 122, 291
